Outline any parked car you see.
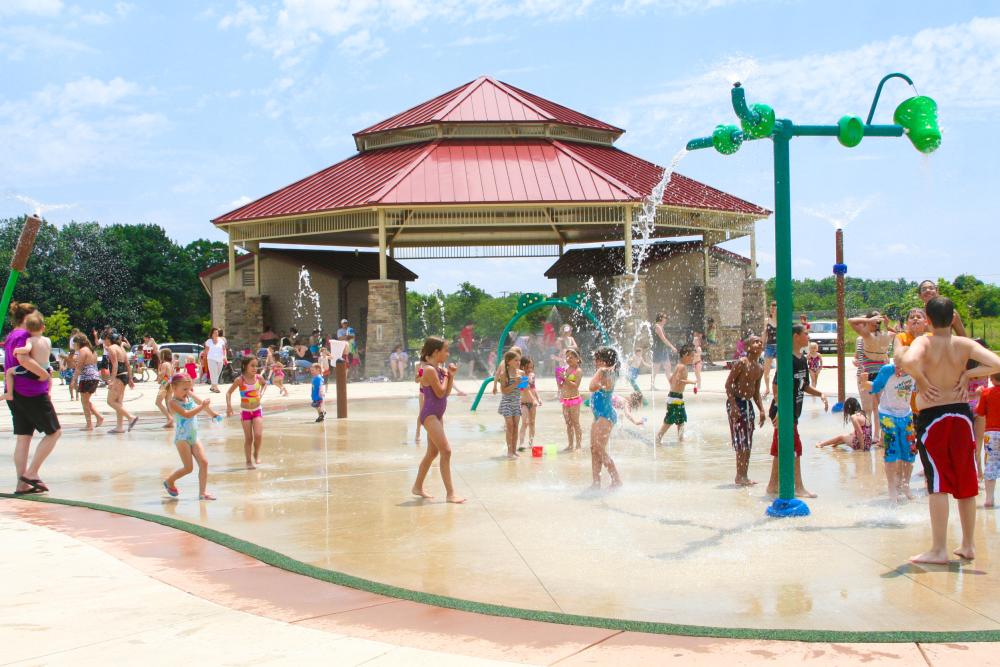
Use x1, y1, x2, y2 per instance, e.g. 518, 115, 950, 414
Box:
159, 342, 204, 362
808, 320, 838, 354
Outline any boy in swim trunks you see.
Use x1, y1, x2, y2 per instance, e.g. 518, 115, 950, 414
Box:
766, 324, 828, 497
656, 344, 697, 446
898, 297, 1000, 563
725, 335, 767, 486
869, 361, 919, 503
975, 373, 1000, 508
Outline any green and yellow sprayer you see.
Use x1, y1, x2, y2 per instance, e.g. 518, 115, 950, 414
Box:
685, 73, 940, 517
0, 214, 44, 338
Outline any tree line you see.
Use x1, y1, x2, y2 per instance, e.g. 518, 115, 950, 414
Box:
764, 275, 1000, 322
0, 216, 228, 345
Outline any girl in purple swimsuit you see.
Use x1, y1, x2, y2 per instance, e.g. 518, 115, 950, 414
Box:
411, 336, 465, 504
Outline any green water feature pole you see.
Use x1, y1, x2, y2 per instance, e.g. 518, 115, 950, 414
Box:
0, 214, 44, 338
685, 73, 940, 517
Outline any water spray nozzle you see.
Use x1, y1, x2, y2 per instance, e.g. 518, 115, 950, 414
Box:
836, 115, 864, 148
712, 124, 743, 155
893, 96, 941, 154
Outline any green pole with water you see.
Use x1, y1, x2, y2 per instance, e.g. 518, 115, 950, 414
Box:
685, 73, 940, 516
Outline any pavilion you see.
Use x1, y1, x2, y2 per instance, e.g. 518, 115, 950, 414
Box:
212, 76, 771, 371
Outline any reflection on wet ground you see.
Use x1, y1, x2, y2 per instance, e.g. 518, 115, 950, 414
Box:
5, 389, 999, 632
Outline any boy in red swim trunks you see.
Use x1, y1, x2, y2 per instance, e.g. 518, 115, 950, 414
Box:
899, 297, 1000, 564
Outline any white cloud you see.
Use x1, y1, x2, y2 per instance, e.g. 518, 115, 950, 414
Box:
448, 34, 508, 47
613, 18, 1000, 151
0, 26, 97, 60
219, 0, 772, 64
225, 195, 253, 211
0, 76, 166, 182
886, 243, 915, 255
338, 29, 387, 60
0, 0, 63, 17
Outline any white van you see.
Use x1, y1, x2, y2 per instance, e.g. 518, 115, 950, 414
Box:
808, 321, 838, 354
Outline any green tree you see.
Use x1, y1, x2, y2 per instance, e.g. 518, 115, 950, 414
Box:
136, 298, 169, 340
44, 306, 73, 346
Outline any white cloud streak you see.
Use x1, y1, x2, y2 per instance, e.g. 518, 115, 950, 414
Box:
611, 18, 1000, 151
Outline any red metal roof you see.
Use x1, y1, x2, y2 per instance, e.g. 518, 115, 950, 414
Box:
355, 76, 622, 137
214, 138, 768, 224
560, 142, 771, 216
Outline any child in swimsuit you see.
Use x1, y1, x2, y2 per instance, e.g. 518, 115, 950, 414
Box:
270, 360, 289, 396
806, 342, 823, 390
155, 349, 175, 428
411, 336, 464, 503
497, 349, 523, 458
612, 391, 646, 426
656, 344, 698, 446
589, 347, 622, 489
625, 345, 651, 393
226, 356, 267, 469
517, 357, 541, 449
163, 374, 216, 500
558, 349, 584, 452
816, 397, 872, 452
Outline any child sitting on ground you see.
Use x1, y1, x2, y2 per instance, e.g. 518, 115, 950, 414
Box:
975, 373, 1000, 508
868, 361, 919, 502
656, 344, 698, 445
2, 311, 52, 401
815, 397, 872, 451
612, 391, 646, 426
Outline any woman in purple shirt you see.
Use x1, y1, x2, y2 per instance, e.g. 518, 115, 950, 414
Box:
5, 302, 60, 495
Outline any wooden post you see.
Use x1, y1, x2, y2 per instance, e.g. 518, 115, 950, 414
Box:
836, 228, 846, 409
623, 206, 633, 274
336, 358, 348, 419
377, 209, 388, 280
227, 240, 236, 289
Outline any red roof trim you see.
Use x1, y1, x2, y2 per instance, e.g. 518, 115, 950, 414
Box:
198, 253, 253, 279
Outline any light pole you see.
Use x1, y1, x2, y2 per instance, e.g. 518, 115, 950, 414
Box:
686, 73, 940, 517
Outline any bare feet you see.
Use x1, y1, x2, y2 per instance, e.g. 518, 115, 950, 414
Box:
411, 486, 433, 499
795, 488, 818, 499
84, 423, 95, 431
953, 546, 975, 560
736, 478, 757, 487
96, 415, 105, 427
162, 422, 173, 429
446, 495, 466, 504
199, 493, 217, 501
986, 501, 996, 508
609, 480, 623, 490
766, 486, 778, 495
910, 550, 949, 565
562, 446, 575, 452
246, 462, 256, 470
903, 488, 915, 500
255, 457, 262, 465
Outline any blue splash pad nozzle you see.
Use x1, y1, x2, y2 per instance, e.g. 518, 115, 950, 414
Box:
766, 498, 811, 518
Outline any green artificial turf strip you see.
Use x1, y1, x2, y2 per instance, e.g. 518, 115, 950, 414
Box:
3, 493, 998, 643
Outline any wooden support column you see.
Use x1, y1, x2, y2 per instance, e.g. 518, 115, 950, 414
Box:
377, 209, 388, 280
702, 233, 711, 286
227, 239, 236, 289
750, 224, 758, 279
623, 206, 633, 274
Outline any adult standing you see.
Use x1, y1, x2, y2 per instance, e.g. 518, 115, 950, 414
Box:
259, 325, 278, 348
650, 313, 677, 390
104, 331, 136, 433
917, 280, 966, 336
292, 336, 314, 382
142, 334, 159, 371
337, 318, 357, 379
205, 327, 227, 393
71, 333, 104, 431
5, 302, 60, 495
458, 321, 475, 377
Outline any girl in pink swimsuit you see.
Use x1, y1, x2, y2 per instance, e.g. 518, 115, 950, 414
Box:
558, 349, 584, 452
226, 356, 267, 469
411, 336, 464, 503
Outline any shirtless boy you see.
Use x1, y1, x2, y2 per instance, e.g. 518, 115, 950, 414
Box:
899, 297, 1000, 564
656, 344, 698, 446
725, 335, 766, 486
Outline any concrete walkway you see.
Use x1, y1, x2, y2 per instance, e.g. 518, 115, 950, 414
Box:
2, 499, 996, 666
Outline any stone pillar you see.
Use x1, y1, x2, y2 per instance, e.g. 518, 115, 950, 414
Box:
611, 274, 649, 350
223, 290, 265, 352
742, 278, 767, 342
365, 279, 403, 377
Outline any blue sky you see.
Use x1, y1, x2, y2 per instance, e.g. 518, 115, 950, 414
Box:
2, 0, 998, 295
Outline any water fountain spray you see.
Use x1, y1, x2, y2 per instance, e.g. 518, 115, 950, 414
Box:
685, 72, 940, 518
